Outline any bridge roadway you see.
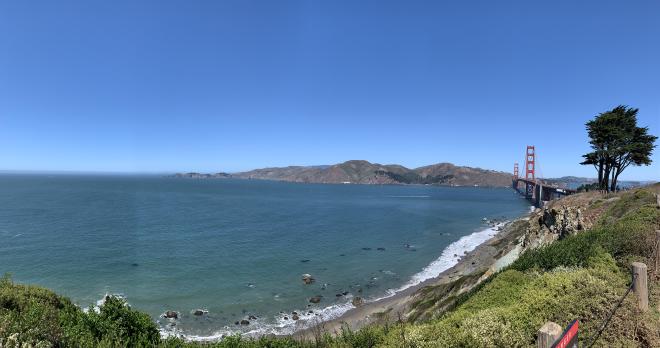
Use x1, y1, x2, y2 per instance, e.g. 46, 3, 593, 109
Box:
513, 178, 576, 208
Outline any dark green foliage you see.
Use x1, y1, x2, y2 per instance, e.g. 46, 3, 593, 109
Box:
581, 105, 657, 192
576, 182, 600, 192
0, 276, 160, 347
374, 170, 454, 185
374, 170, 420, 184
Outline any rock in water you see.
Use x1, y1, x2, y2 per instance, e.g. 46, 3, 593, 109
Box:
302, 274, 315, 285
163, 310, 178, 319
292, 314, 300, 320
309, 295, 322, 303
352, 297, 364, 307
240, 319, 250, 325
193, 309, 205, 316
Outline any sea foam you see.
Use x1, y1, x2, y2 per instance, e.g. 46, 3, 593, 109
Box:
172, 222, 507, 341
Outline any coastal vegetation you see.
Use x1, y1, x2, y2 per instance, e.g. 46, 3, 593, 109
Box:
2, 185, 659, 347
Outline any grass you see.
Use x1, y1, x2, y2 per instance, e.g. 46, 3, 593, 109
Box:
1, 186, 659, 347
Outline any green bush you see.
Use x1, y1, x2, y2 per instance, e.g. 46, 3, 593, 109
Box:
0, 275, 161, 347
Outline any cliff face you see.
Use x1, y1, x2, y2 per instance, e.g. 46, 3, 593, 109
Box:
233, 160, 512, 187
520, 191, 605, 250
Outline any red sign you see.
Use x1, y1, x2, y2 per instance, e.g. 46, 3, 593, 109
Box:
552, 320, 579, 348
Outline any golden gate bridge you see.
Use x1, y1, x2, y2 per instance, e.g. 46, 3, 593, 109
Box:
513, 145, 575, 208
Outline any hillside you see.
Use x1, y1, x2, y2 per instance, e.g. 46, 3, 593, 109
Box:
233, 160, 513, 187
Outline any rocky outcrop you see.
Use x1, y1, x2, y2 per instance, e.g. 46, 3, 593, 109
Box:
163, 310, 178, 319
352, 297, 364, 307
538, 206, 584, 239
522, 200, 594, 249
309, 296, 322, 304
302, 274, 315, 285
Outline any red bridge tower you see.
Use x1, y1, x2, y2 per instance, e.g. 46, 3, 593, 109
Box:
525, 145, 536, 197
513, 163, 519, 179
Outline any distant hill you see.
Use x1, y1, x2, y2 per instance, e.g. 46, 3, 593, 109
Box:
171, 172, 232, 179
232, 160, 513, 187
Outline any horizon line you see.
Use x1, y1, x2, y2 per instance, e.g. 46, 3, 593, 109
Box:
0, 169, 657, 182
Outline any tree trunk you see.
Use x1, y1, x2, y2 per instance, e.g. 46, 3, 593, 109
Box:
597, 159, 604, 190
603, 163, 611, 192
612, 167, 623, 192
610, 167, 618, 192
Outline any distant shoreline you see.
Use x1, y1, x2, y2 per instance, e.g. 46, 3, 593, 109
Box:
169, 172, 511, 189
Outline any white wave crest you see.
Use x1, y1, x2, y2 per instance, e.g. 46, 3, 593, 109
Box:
175, 222, 508, 341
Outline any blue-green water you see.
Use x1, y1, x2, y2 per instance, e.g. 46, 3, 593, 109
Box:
0, 175, 529, 338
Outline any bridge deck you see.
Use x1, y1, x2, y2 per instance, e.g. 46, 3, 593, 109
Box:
514, 178, 576, 194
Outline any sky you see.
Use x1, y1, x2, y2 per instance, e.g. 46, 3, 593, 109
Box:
1, 1, 658, 180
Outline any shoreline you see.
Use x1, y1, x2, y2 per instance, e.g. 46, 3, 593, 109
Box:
168, 210, 533, 342
292, 213, 532, 339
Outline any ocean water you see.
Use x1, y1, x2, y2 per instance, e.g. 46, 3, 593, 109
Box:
0, 175, 529, 338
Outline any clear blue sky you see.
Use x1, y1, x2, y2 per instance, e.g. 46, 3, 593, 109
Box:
1, 1, 658, 180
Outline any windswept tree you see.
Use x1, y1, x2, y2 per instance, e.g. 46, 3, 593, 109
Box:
581, 106, 657, 192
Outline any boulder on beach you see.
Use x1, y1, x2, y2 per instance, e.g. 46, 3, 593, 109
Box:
163, 310, 178, 319
302, 274, 315, 285
352, 297, 364, 307
292, 314, 300, 320
309, 295, 322, 303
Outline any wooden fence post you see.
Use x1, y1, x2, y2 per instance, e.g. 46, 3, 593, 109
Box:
537, 321, 562, 348
655, 230, 660, 278
631, 262, 648, 312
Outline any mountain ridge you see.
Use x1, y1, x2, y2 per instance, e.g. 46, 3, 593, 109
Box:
227, 160, 513, 187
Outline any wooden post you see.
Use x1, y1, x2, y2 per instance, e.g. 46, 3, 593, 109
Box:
631, 262, 648, 312
537, 321, 562, 348
655, 230, 660, 278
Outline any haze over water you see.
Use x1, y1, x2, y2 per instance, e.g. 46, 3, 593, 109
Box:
0, 175, 529, 337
